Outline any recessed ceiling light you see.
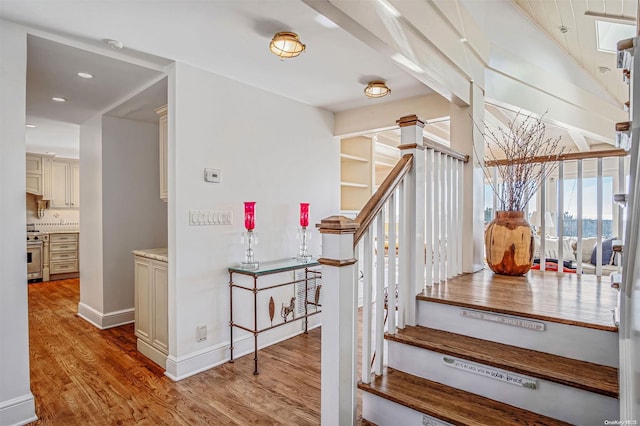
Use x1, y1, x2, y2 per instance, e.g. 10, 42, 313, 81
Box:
77, 72, 94, 79
52, 97, 67, 102
25, 123, 36, 128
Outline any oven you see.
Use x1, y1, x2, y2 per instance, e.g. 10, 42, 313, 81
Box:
27, 231, 44, 282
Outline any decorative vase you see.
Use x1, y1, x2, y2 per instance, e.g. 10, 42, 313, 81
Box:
485, 211, 534, 276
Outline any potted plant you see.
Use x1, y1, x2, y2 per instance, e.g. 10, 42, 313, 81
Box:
482, 111, 563, 275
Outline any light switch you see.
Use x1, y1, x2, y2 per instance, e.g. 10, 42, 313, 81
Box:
204, 168, 221, 183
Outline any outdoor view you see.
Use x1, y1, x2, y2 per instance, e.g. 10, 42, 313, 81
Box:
484, 176, 615, 238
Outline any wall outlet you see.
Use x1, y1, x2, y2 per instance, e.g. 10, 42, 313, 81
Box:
196, 325, 207, 342
204, 168, 221, 183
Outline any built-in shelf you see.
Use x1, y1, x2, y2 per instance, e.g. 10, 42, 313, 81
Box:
375, 160, 395, 168
341, 181, 369, 188
340, 153, 369, 162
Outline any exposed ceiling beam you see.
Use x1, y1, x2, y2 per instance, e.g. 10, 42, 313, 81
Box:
583, 11, 636, 23
567, 129, 591, 152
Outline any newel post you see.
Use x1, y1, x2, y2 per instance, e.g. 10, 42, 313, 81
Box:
317, 216, 359, 426
397, 115, 426, 326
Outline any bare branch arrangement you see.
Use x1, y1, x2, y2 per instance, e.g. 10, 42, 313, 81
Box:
482, 111, 564, 212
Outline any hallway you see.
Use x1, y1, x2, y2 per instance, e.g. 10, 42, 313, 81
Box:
28, 279, 322, 425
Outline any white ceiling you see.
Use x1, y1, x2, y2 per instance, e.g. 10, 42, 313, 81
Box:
2, 0, 636, 156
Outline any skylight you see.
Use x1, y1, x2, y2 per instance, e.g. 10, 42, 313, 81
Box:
596, 20, 636, 53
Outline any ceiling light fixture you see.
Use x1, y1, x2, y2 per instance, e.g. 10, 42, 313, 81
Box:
559, 25, 569, 33
269, 32, 305, 59
25, 123, 36, 128
77, 72, 94, 79
51, 97, 67, 102
364, 80, 391, 98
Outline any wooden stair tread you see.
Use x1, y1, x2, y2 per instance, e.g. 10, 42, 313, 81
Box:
359, 368, 571, 426
418, 269, 618, 332
388, 326, 618, 398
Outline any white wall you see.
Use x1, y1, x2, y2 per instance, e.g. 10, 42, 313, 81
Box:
79, 112, 168, 328
79, 115, 105, 319
101, 115, 167, 314
166, 62, 338, 379
0, 20, 37, 426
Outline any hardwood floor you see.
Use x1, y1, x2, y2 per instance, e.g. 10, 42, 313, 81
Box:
419, 269, 619, 331
28, 278, 330, 425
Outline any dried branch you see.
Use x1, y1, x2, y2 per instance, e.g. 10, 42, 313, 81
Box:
477, 111, 564, 212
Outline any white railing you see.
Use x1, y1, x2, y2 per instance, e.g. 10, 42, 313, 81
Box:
356, 140, 467, 384
318, 115, 468, 425
486, 150, 629, 277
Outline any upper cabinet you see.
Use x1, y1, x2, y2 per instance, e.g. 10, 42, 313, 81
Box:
26, 153, 79, 208
155, 105, 168, 203
26, 154, 44, 196
50, 159, 80, 208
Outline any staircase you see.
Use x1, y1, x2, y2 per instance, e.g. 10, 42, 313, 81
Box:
359, 270, 620, 425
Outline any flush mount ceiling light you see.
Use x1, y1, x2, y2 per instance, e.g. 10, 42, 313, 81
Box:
25, 123, 36, 128
51, 97, 67, 102
77, 72, 94, 79
364, 80, 391, 98
269, 32, 305, 59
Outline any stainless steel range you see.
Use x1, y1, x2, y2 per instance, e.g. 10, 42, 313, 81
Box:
27, 227, 44, 282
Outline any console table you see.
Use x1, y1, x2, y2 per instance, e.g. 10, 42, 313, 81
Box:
228, 258, 322, 374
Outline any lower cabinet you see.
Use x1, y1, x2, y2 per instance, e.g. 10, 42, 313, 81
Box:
49, 233, 79, 278
134, 254, 168, 368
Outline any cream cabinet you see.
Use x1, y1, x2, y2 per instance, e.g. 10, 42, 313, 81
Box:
154, 105, 168, 203
134, 253, 168, 367
51, 159, 80, 208
26, 154, 43, 195
49, 233, 79, 277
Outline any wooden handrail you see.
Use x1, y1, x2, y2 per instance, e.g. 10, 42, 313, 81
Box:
353, 154, 413, 246
422, 138, 469, 163
485, 148, 628, 167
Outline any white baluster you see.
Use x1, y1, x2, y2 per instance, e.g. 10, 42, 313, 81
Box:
397, 179, 406, 329
433, 152, 440, 283
440, 153, 447, 281
577, 160, 583, 275
557, 161, 564, 275
374, 209, 385, 375
457, 160, 464, 275
388, 191, 397, 333
596, 158, 603, 276
425, 149, 433, 286
361, 228, 373, 383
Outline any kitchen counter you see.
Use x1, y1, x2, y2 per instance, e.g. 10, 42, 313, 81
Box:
46, 229, 80, 234
132, 248, 168, 262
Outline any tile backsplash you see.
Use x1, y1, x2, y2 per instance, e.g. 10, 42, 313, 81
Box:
26, 193, 79, 231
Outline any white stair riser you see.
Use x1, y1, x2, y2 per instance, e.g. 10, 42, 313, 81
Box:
388, 341, 618, 426
362, 392, 452, 426
417, 301, 619, 367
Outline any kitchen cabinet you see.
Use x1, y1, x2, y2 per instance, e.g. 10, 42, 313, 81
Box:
26, 154, 43, 195
49, 233, 79, 277
154, 105, 168, 203
51, 159, 80, 208
133, 250, 168, 368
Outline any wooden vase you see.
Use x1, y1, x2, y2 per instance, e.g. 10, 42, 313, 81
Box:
485, 211, 534, 276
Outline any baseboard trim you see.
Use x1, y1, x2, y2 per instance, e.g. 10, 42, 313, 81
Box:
77, 302, 134, 330
165, 320, 318, 381
0, 393, 37, 426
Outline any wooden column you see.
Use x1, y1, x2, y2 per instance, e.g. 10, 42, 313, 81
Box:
397, 115, 425, 325
318, 216, 359, 426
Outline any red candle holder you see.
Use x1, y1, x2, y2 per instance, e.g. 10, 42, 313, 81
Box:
299, 203, 309, 228
241, 202, 258, 270
297, 203, 312, 263
244, 202, 256, 231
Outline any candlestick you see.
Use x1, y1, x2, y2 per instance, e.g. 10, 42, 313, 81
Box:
241, 202, 258, 270
297, 202, 312, 263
